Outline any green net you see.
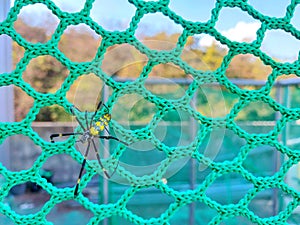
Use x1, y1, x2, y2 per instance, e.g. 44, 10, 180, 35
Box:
1, 0, 300, 224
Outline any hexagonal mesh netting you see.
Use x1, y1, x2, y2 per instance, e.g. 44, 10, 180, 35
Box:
1, 0, 300, 224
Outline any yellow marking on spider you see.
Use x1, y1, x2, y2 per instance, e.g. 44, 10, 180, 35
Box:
90, 127, 99, 136
104, 114, 111, 121
95, 122, 104, 131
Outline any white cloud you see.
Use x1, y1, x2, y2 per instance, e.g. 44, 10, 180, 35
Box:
222, 21, 261, 42
197, 21, 261, 48
198, 34, 215, 47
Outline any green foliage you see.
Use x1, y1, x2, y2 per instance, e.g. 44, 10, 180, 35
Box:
36, 105, 72, 122
112, 94, 157, 124
23, 55, 68, 92
202, 44, 227, 70
226, 54, 272, 79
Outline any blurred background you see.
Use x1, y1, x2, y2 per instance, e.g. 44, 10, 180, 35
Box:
0, 0, 300, 224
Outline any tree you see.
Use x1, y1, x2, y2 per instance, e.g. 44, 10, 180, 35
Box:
226, 54, 272, 80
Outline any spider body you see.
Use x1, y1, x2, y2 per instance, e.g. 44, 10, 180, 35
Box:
50, 102, 126, 196
88, 114, 111, 137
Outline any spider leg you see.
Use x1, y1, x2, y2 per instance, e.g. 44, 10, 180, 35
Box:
97, 135, 128, 146
85, 110, 89, 129
50, 132, 82, 143
90, 101, 103, 127
102, 103, 109, 111
70, 105, 86, 130
96, 100, 103, 111
104, 126, 111, 135
71, 105, 82, 113
74, 141, 91, 197
91, 139, 110, 178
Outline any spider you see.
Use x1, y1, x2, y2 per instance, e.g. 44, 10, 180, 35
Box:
50, 101, 127, 196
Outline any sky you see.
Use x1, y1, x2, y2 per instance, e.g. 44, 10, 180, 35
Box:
7, 0, 300, 61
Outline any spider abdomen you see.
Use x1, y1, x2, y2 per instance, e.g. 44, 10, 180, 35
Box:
89, 119, 108, 136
